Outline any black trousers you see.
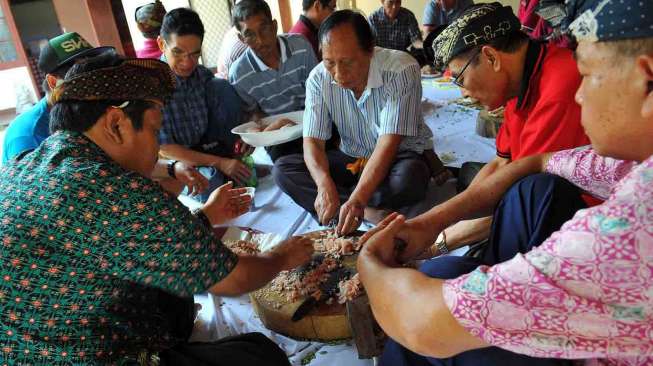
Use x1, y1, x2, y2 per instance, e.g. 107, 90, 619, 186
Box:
134, 291, 289, 366
272, 150, 431, 216
160, 332, 290, 366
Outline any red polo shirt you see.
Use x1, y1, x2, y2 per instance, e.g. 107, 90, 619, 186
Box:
289, 15, 320, 60
496, 42, 600, 206
496, 42, 589, 161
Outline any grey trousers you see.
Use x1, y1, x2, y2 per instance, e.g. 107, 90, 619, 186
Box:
272, 150, 430, 216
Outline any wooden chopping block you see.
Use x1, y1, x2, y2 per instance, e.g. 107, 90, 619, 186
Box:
250, 230, 360, 341
250, 290, 351, 340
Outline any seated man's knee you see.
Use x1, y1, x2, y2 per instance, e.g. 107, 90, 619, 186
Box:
272, 154, 303, 183
508, 173, 581, 203
391, 159, 430, 199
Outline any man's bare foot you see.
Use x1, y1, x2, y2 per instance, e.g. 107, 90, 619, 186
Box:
364, 207, 392, 225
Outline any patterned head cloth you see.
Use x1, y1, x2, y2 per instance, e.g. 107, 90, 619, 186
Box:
135, 1, 167, 39
432, 2, 522, 72
51, 58, 176, 104
566, 0, 653, 42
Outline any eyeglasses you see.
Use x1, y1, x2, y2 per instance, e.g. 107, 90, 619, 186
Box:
452, 48, 481, 88
239, 22, 275, 44
163, 40, 201, 62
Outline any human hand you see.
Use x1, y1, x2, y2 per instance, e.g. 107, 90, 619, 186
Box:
336, 198, 364, 236
174, 161, 209, 196
216, 158, 251, 185
359, 212, 406, 266
315, 182, 340, 225
263, 118, 296, 131
395, 219, 441, 262
202, 181, 252, 225
270, 236, 315, 271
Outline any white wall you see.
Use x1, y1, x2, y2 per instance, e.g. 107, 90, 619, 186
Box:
0, 67, 38, 111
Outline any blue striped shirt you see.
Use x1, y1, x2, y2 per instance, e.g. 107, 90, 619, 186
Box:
303, 47, 432, 158
229, 34, 317, 115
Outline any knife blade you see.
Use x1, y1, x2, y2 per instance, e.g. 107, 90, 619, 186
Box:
291, 266, 352, 322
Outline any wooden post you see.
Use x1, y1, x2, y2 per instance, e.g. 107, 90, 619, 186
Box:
277, 0, 293, 33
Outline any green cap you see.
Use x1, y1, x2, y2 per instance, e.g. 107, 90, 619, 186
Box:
38, 32, 115, 74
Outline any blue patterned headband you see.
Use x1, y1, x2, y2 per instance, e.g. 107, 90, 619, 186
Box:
566, 0, 653, 42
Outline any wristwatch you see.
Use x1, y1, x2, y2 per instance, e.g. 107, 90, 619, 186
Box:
191, 207, 212, 228
167, 160, 179, 178
435, 230, 448, 256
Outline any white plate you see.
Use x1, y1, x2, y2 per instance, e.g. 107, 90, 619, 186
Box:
231, 110, 304, 147
421, 73, 441, 79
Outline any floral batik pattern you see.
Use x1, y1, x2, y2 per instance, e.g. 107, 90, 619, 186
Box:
0, 131, 237, 364
443, 148, 653, 366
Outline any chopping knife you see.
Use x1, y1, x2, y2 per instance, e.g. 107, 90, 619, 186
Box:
291, 266, 353, 322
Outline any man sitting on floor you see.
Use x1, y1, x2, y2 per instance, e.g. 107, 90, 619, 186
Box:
274, 10, 436, 235
369, 0, 422, 52
0, 53, 313, 365
229, 0, 318, 161
359, 1, 653, 365
157, 8, 252, 201
424, 3, 591, 257
289, 0, 336, 60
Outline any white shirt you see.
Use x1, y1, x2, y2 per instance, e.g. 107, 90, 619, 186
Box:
303, 47, 432, 158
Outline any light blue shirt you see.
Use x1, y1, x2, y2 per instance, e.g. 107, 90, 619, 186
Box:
423, 0, 474, 27
2, 97, 50, 164
303, 47, 432, 158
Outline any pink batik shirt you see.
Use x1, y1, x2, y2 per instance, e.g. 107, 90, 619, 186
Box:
443, 146, 652, 366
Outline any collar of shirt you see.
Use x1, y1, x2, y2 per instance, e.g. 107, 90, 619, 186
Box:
159, 53, 205, 85
249, 36, 289, 72
516, 40, 546, 110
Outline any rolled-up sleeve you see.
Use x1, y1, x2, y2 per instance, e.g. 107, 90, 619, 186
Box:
303, 65, 332, 141
378, 63, 422, 137
545, 147, 636, 200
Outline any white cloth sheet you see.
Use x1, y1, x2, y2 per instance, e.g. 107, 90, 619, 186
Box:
185, 79, 496, 365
